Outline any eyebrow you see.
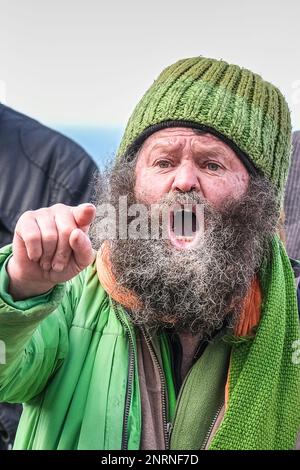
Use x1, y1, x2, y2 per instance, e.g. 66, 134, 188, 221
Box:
194, 147, 231, 160
191, 141, 232, 156
147, 140, 184, 153
147, 141, 232, 160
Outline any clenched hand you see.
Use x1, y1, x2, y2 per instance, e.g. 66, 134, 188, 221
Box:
7, 203, 96, 300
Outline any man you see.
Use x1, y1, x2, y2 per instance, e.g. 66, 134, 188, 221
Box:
0, 57, 299, 450
284, 131, 300, 259
0, 103, 99, 449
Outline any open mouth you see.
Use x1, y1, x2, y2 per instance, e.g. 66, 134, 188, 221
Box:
168, 203, 202, 249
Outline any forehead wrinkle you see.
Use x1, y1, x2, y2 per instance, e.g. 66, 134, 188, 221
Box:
191, 141, 236, 162
144, 134, 191, 154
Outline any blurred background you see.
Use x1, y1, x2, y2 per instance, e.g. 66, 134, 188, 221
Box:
0, 0, 299, 167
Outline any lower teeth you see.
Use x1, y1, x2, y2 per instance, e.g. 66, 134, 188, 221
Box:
175, 236, 194, 241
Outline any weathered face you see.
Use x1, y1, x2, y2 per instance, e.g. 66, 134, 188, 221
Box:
135, 127, 249, 205
134, 127, 249, 249
91, 128, 277, 334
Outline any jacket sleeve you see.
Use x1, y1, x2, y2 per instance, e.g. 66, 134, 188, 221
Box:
50, 150, 99, 206
0, 245, 84, 403
63, 154, 99, 205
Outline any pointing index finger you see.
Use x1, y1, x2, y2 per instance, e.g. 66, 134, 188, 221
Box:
72, 204, 96, 233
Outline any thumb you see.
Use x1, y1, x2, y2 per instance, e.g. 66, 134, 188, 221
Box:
69, 228, 95, 269
72, 204, 96, 233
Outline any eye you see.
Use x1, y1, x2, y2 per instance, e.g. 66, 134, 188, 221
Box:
156, 160, 172, 168
206, 162, 221, 171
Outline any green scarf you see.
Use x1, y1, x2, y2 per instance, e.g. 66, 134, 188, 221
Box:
210, 237, 300, 449
171, 236, 300, 450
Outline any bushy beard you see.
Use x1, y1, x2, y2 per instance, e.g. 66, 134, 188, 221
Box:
91, 159, 279, 337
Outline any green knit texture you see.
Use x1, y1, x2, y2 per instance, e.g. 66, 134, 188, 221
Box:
209, 236, 300, 450
117, 57, 292, 196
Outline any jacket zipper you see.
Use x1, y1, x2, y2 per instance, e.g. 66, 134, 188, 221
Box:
112, 303, 225, 450
200, 403, 224, 450
142, 328, 170, 450
112, 302, 135, 451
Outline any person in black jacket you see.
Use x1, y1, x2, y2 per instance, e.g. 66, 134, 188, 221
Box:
0, 103, 99, 247
0, 103, 99, 449
284, 131, 300, 259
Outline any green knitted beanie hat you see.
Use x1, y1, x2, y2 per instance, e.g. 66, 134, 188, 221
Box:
117, 56, 292, 196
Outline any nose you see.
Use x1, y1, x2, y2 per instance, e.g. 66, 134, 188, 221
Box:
171, 162, 201, 193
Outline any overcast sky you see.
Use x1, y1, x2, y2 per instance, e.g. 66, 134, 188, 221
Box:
0, 0, 299, 129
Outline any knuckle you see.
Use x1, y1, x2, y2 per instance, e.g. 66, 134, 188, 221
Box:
34, 207, 51, 217
55, 248, 70, 260
52, 203, 67, 211
22, 209, 34, 217
42, 231, 58, 246
24, 231, 40, 245
17, 210, 34, 224
59, 227, 72, 240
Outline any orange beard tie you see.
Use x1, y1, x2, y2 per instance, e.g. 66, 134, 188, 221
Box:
96, 241, 143, 311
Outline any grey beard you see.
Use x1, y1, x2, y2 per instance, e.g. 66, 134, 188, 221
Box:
91, 161, 279, 337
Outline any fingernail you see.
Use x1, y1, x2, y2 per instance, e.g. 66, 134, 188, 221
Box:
52, 263, 64, 272
41, 262, 51, 271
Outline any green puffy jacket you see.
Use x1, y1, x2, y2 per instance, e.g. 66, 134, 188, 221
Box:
0, 244, 142, 449
0, 243, 230, 450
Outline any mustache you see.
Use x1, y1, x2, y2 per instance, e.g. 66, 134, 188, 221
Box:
139, 189, 206, 206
